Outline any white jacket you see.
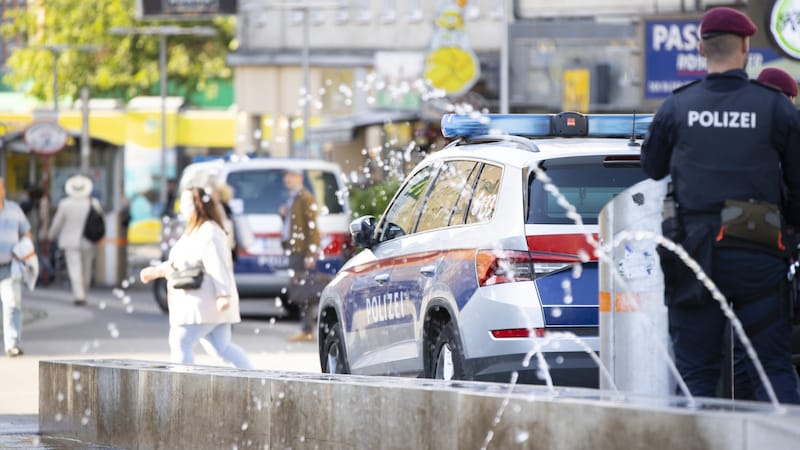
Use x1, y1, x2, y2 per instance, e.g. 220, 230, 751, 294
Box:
166, 221, 242, 326
48, 197, 103, 249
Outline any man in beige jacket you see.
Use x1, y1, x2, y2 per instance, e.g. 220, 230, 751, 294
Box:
48, 175, 103, 306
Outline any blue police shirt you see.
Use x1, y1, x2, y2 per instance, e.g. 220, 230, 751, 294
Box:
641, 69, 800, 226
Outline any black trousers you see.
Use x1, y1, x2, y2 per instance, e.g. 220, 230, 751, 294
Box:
288, 254, 319, 334
669, 247, 799, 403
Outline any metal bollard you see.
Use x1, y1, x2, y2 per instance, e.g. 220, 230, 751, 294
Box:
598, 178, 674, 396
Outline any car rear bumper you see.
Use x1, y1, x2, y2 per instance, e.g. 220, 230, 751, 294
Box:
466, 351, 600, 388
235, 272, 290, 298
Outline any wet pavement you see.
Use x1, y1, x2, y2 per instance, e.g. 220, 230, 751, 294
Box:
0, 415, 123, 449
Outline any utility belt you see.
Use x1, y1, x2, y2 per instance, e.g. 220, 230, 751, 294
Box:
659, 196, 788, 309
714, 199, 787, 256
664, 198, 787, 254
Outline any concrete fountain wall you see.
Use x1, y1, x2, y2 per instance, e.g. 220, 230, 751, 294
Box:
39, 359, 800, 450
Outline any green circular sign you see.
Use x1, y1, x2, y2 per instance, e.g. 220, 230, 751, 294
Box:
770, 0, 800, 60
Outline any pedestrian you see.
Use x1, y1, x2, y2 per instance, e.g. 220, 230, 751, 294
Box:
47, 175, 103, 306
138, 187, 253, 369
641, 7, 800, 403
0, 177, 33, 357
279, 168, 322, 343
161, 178, 178, 218
757, 67, 798, 101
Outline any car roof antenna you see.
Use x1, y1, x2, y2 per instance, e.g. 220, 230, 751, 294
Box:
627, 110, 640, 148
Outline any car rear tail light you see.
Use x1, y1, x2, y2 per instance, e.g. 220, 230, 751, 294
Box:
476, 249, 583, 286
476, 250, 534, 286
529, 252, 582, 277
491, 328, 546, 339
321, 232, 351, 258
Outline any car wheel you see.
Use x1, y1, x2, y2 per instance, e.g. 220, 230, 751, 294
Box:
153, 278, 169, 313
430, 322, 466, 381
321, 322, 350, 374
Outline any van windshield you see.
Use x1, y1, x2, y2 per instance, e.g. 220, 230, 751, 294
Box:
226, 169, 345, 215
527, 156, 647, 225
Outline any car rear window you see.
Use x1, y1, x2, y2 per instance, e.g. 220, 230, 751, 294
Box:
527, 156, 647, 225
226, 169, 344, 215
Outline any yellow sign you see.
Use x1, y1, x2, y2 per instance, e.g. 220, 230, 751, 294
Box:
423, 1, 480, 97
563, 69, 590, 113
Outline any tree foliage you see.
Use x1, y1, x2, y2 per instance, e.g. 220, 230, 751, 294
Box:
1, 0, 235, 104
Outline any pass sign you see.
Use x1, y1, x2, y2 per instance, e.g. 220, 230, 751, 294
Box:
24, 121, 68, 155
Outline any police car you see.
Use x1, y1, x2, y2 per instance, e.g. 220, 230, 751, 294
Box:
317, 112, 650, 386
154, 158, 353, 316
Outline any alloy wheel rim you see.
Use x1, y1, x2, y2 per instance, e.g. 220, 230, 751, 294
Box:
326, 343, 339, 373
437, 344, 454, 380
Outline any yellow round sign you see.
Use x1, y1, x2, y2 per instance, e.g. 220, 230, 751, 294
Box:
424, 46, 479, 96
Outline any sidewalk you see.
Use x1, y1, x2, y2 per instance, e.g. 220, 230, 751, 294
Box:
0, 281, 320, 442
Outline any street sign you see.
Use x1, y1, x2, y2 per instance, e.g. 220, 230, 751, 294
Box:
24, 120, 68, 155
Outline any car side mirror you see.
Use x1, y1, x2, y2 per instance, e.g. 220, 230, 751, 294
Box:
350, 216, 376, 248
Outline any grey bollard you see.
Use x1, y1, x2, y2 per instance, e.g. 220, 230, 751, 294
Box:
598, 178, 674, 396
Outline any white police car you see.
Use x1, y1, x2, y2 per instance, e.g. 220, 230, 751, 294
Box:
317, 112, 650, 387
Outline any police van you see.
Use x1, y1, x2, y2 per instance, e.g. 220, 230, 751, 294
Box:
317, 112, 650, 387
154, 158, 353, 316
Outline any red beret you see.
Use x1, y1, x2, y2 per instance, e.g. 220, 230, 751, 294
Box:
757, 68, 798, 98
700, 7, 757, 38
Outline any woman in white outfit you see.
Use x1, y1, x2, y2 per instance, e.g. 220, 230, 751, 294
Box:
47, 175, 101, 306
139, 187, 252, 369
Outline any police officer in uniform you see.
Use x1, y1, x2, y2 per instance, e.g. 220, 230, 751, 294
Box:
757, 67, 797, 101
641, 7, 800, 403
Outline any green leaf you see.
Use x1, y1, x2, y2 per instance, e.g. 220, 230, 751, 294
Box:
1, 0, 234, 105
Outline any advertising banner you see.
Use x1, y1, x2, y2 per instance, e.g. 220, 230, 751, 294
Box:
643, 18, 780, 100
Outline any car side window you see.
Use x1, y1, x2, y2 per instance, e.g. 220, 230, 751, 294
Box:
416, 160, 479, 233
466, 163, 502, 224
448, 162, 481, 226
378, 165, 433, 242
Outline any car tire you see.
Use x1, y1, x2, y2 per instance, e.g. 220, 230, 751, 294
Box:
321, 322, 350, 374
429, 322, 467, 381
153, 278, 169, 313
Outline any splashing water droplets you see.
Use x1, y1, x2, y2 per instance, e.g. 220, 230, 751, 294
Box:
561, 279, 573, 304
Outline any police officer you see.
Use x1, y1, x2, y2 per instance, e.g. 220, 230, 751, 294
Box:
641, 7, 800, 403
757, 67, 798, 101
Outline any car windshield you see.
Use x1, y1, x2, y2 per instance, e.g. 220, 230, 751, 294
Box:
226, 169, 344, 215
527, 156, 647, 225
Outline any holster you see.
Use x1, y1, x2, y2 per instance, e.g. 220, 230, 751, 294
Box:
658, 215, 714, 308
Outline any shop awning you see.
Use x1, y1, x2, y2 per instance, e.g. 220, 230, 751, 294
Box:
309, 110, 420, 143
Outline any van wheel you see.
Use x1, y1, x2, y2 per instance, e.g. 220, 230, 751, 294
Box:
429, 322, 466, 381
321, 322, 350, 374
153, 278, 168, 313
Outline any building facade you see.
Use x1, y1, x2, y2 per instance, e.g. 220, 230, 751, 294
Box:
228, 0, 761, 179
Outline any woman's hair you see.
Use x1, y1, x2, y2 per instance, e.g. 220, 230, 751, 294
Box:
185, 186, 224, 232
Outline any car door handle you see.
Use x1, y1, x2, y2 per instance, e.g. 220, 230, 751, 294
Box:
419, 265, 436, 277
374, 273, 390, 284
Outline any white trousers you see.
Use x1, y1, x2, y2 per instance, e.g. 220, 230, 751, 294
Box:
63, 242, 95, 301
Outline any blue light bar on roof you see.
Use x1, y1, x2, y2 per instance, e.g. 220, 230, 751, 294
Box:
441, 112, 654, 139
